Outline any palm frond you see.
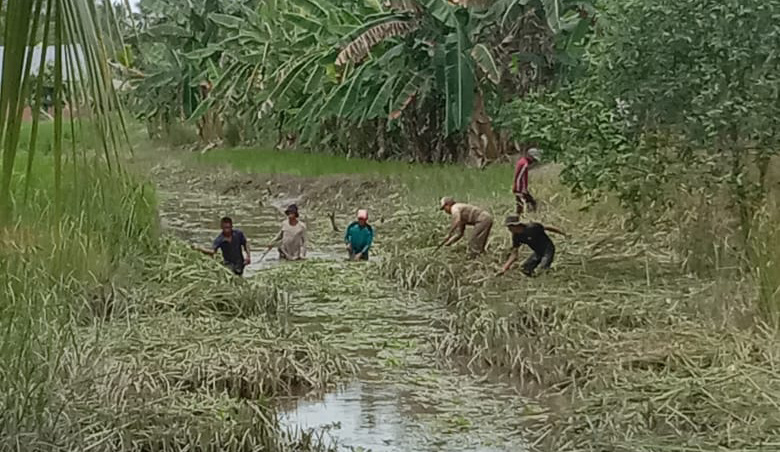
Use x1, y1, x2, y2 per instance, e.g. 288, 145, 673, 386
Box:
0, 0, 126, 217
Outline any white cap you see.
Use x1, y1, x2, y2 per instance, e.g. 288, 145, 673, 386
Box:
357, 209, 368, 219
528, 148, 542, 161
439, 196, 454, 210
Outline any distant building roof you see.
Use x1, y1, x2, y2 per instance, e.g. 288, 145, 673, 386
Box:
0, 44, 86, 84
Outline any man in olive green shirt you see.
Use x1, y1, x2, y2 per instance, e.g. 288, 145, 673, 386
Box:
438, 196, 493, 257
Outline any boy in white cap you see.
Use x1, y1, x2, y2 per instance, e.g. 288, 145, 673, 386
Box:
513, 147, 542, 215
345, 209, 374, 261
438, 197, 493, 257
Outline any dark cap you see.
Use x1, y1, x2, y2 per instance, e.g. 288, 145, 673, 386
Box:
284, 204, 299, 216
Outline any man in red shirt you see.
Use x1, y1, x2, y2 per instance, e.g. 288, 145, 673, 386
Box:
513, 147, 541, 215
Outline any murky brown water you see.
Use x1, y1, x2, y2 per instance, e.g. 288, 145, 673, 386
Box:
155, 169, 531, 452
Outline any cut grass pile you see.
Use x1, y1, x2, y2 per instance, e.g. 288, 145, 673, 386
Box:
375, 201, 780, 450
44, 312, 351, 452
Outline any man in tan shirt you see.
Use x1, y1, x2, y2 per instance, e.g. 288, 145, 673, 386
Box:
438, 197, 493, 257
266, 204, 306, 260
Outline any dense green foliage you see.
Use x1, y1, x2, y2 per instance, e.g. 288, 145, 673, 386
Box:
504, 0, 780, 224
1, 155, 157, 444
122, 0, 595, 161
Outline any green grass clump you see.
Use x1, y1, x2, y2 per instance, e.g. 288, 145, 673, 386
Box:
1, 157, 158, 444
376, 203, 780, 451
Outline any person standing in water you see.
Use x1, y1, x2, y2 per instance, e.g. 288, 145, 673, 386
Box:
438, 197, 493, 257
345, 209, 374, 261
266, 204, 307, 260
513, 147, 542, 215
192, 216, 251, 276
497, 216, 565, 277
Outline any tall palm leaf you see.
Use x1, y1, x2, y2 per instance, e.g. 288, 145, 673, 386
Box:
0, 0, 124, 218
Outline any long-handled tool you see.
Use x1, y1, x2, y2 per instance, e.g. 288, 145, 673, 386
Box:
433, 238, 448, 253
259, 246, 273, 262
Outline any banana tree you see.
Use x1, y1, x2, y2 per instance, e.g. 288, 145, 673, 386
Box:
121, 0, 255, 141
226, 0, 501, 161
171, 0, 594, 161
265, 0, 593, 161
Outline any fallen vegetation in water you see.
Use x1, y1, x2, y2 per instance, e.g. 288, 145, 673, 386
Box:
3, 241, 354, 451
40, 312, 351, 452
195, 144, 780, 449
377, 205, 780, 450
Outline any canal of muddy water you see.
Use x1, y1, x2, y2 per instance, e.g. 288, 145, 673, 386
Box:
155, 165, 533, 451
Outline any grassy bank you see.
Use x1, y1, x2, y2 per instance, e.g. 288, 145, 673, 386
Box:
198, 145, 780, 450
1, 134, 352, 451
197, 147, 511, 204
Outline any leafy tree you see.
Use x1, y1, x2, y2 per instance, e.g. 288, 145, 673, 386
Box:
118, 0, 257, 140
505, 0, 780, 229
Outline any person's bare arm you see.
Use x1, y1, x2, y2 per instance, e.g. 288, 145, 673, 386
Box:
445, 222, 466, 246
545, 226, 566, 236
443, 208, 465, 246
242, 241, 251, 265
267, 230, 283, 250
299, 225, 307, 259
497, 248, 519, 275
192, 244, 216, 256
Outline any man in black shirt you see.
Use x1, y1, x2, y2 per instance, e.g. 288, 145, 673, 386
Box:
497, 216, 565, 276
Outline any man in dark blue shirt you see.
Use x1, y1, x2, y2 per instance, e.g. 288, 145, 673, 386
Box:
193, 216, 251, 275
497, 216, 565, 277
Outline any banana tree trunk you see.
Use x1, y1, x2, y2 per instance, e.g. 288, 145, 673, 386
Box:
467, 90, 498, 166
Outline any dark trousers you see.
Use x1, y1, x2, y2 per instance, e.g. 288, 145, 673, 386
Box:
521, 244, 555, 276
348, 250, 369, 261
515, 192, 538, 215
225, 262, 244, 276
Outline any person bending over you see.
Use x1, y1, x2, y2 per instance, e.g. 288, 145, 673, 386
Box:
497, 216, 565, 277
439, 197, 493, 257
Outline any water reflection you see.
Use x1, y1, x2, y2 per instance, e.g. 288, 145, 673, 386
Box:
279, 380, 522, 452
280, 382, 411, 452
